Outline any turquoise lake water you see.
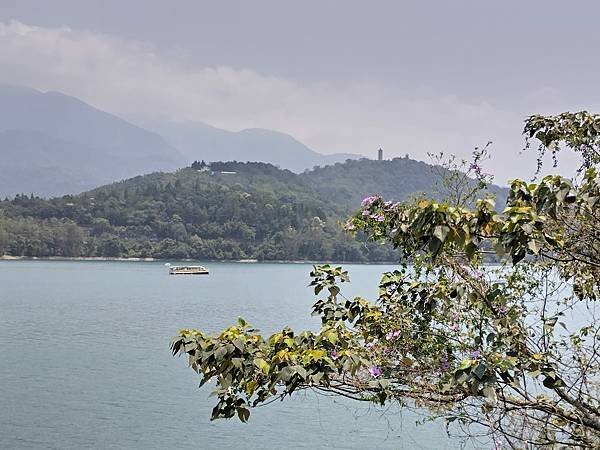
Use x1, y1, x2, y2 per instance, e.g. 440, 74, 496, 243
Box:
0, 260, 473, 449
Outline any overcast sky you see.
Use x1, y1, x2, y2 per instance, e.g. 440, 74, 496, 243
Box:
1, 0, 598, 183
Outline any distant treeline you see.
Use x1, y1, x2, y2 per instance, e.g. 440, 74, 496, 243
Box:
0, 159, 506, 262
0, 162, 397, 261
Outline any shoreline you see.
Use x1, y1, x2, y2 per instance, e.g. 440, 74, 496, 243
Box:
0, 255, 157, 262
0, 255, 398, 264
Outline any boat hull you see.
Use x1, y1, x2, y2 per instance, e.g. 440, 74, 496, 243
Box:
168, 266, 209, 275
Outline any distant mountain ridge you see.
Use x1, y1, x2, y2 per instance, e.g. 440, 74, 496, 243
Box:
0, 85, 361, 197
0, 129, 106, 196
142, 119, 360, 173
0, 85, 183, 196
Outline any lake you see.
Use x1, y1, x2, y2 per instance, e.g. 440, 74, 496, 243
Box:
0, 260, 471, 449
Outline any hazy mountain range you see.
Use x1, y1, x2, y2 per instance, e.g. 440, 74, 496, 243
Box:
138, 119, 358, 174
0, 85, 360, 197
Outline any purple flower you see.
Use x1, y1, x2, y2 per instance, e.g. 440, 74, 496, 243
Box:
361, 196, 378, 207
385, 330, 401, 340
329, 351, 338, 360
375, 215, 385, 222
368, 366, 382, 378
439, 356, 450, 371
471, 349, 482, 359
362, 210, 370, 216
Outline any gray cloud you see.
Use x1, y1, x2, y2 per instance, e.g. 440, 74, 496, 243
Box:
0, 16, 592, 183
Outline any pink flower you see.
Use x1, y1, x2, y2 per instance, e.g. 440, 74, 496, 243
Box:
385, 330, 401, 340
361, 196, 378, 207
329, 351, 338, 360
369, 366, 382, 378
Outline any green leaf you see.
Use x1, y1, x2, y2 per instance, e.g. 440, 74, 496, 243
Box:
457, 359, 474, 370
465, 242, 478, 260
482, 386, 496, 403
328, 285, 340, 297
233, 337, 245, 351
253, 358, 270, 374
278, 366, 295, 382
543, 376, 562, 389
237, 407, 250, 422
429, 237, 443, 257
293, 365, 308, 380
527, 239, 542, 254
473, 363, 486, 380
433, 225, 450, 243
215, 346, 228, 360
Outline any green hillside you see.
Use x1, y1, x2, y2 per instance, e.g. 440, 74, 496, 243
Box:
0, 159, 506, 262
302, 157, 507, 210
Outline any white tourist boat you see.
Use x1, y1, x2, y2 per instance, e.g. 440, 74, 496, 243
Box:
167, 264, 209, 275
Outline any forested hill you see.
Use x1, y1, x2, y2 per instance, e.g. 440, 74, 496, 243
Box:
301, 157, 507, 210
302, 157, 439, 210
0, 159, 506, 262
0, 162, 385, 261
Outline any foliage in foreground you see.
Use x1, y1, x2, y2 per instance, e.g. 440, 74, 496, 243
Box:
172, 112, 600, 448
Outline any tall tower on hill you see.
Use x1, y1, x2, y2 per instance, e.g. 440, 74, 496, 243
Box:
378, 148, 383, 161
